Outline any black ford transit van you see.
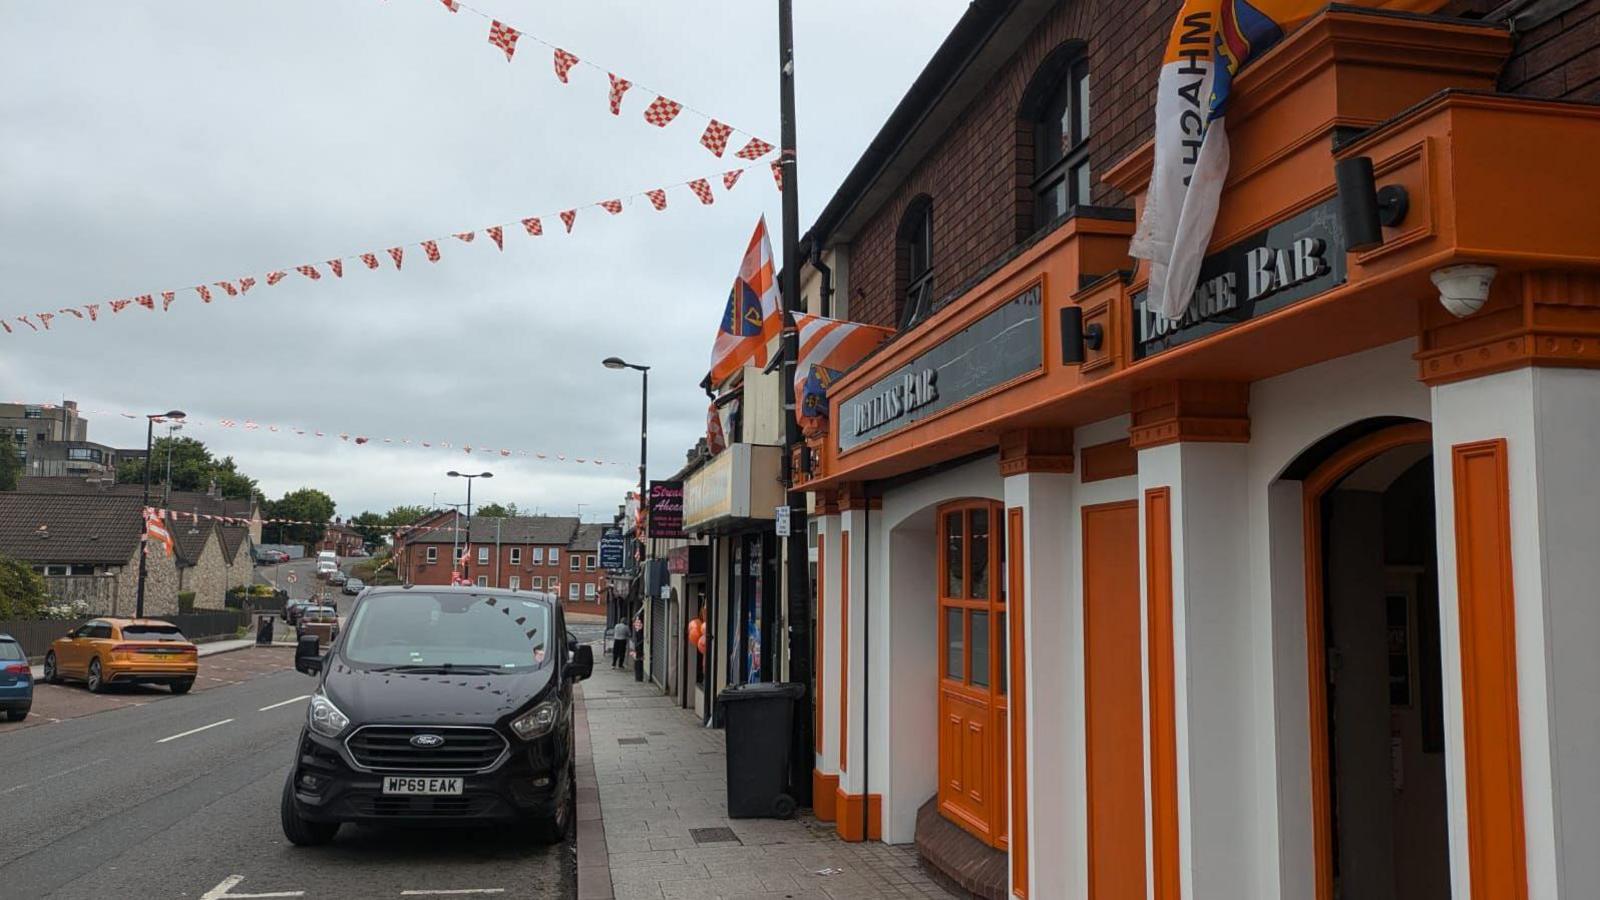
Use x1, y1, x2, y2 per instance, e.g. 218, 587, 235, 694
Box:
281, 586, 593, 845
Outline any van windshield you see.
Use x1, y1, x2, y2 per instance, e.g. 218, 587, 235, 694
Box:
341, 592, 551, 671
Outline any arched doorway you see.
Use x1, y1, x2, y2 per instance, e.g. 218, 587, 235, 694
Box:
1302, 421, 1451, 900
935, 499, 1009, 848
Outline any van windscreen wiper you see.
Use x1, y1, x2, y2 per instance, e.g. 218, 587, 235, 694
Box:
367, 663, 503, 674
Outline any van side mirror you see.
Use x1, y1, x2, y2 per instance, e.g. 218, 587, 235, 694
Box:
295, 633, 324, 676
567, 644, 594, 682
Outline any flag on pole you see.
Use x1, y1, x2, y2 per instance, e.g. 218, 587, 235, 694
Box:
792, 313, 894, 427
707, 218, 781, 384
1130, 1, 1411, 319
143, 507, 175, 558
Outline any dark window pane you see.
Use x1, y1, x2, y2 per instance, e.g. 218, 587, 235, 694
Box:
1074, 164, 1092, 207
998, 611, 1008, 694
970, 611, 989, 688
1076, 68, 1091, 141
970, 509, 989, 600
945, 607, 964, 680
945, 512, 964, 598
121, 625, 187, 641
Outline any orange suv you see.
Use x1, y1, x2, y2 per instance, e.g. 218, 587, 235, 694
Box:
43, 618, 199, 694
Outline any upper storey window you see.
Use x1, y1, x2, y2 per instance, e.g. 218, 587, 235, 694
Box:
898, 197, 935, 330
1028, 48, 1091, 232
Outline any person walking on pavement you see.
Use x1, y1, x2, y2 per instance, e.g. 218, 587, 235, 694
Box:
610, 619, 632, 668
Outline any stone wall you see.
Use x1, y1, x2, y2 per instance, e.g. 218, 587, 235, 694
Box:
112, 548, 182, 617
178, 532, 231, 610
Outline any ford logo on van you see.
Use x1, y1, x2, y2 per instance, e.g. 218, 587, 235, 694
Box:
410, 733, 445, 748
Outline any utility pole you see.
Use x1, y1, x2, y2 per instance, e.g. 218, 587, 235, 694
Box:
776, 0, 813, 807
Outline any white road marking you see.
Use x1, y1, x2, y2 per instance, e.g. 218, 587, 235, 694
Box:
399, 891, 506, 896
201, 875, 305, 899
0, 758, 109, 795
258, 694, 310, 712
155, 717, 234, 743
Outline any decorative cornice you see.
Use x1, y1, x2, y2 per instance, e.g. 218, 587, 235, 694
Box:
998, 428, 1074, 477
1417, 270, 1600, 386
837, 483, 881, 512
814, 489, 840, 516
1129, 381, 1251, 450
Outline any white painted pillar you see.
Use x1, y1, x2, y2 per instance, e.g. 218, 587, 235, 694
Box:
1002, 471, 1079, 899
814, 512, 842, 780
1139, 441, 1259, 900
837, 506, 869, 799
1431, 367, 1600, 899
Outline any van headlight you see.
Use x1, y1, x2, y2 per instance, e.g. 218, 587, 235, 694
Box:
308, 691, 350, 738
510, 699, 562, 740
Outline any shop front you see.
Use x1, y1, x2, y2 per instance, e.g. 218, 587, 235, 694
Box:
801, 8, 1600, 899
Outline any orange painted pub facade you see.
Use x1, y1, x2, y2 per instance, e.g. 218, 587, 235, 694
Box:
791, 2, 1600, 898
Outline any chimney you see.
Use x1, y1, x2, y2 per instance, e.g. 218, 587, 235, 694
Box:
207, 477, 219, 499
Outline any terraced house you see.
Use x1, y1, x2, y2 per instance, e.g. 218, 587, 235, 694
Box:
791, 2, 1600, 898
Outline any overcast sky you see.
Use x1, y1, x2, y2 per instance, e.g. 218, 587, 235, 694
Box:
0, 0, 966, 520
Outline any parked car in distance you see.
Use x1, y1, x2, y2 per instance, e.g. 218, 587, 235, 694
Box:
0, 634, 33, 721
328, 570, 349, 586
256, 549, 290, 566
316, 560, 337, 579
43, 619, 198, 694
341, 578, 365, 595
297, 606, 341, 647
281, 587, 593, 847
285, 602, 312, 626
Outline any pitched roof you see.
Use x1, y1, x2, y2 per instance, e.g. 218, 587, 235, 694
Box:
169, 517, 219, 566
0, 493, 144, 565
217, 524, 248, 560
11, 476, 256, 519
570, 523, 609, 552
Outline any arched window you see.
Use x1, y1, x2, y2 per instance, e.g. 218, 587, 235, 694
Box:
897, 196, 934, 330
1022, 45, 1091, 233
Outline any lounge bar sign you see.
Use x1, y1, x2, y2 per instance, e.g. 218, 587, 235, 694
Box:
838, 284, 1043, 452
647, 480, 685, 539
1132, 197, 1347, 359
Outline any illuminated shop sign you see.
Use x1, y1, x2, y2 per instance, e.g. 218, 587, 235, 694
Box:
838, 284, 1043, 452
1132, 197, 1347, 360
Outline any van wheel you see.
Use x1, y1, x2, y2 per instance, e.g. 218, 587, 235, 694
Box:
5, 708, 26, 722
170, 679, 194, 695
281, 775, 339, 846
86, 659, 105, 693
42, 652, 60, 684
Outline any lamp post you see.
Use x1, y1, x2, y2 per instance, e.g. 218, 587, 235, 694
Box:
447, 472, 492, 581
136, 410, 186, 618
604, 356, 649, 679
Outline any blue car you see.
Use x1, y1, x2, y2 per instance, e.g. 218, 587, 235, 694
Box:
0, 634, 33, 721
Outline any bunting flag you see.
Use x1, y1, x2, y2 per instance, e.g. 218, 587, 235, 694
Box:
770, 161, 784, 192
487, 20, 520, 61
793, 313, 894, 427
706, 401, 727, 456
440, 0, 459, 10
85, 304, 99, 321
708, 218, 781, 384
643, 96, 683, 128
59, 308, 84, 320
135, 294, 155, 311
143, 506, 175, 558
36, 313, 54, 330
735, 137, 774, 160
608, 74, 632, 115
553, 48, 580, 83
6, 164, 766, 334
700, 120, 733, 157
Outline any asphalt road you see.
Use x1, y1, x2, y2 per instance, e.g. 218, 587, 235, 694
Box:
0, 647, 574, 899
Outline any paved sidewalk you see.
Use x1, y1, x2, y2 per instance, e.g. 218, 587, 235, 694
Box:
575, 655, 959, 900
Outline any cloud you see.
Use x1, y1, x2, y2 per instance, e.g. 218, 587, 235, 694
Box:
0, 0, 966, 516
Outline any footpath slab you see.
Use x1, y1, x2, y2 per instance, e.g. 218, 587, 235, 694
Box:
574, 654, 959, 900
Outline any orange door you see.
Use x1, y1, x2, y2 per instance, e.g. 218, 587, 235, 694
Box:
937, 500, 1009, 848
1082, 502, 1148, 900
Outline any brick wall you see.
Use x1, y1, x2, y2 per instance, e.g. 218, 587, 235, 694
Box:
843, 0, 1600, 330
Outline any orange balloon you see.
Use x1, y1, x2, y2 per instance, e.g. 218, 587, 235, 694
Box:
687, 622, 702, 645
697, 633, 708, 654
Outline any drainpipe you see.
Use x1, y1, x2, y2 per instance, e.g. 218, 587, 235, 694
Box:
861, 490, 872, 836
810, 245, 834, 318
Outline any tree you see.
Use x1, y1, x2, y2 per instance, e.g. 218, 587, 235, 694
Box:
263, 488, 336, 548
0, 553, 50, 618
350, 511, 389, 547
114, 436, 259, 500
0, 439, 19, 491
383, 505, 432, 527
473, 501, 520, 519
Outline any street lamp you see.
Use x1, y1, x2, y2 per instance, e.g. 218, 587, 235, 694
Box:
136, 410, 186, 618
603, 357, 648, 668
447, 471, 492, 577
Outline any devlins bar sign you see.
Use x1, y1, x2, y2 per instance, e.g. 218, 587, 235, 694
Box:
1133, 197, 1348, 360
838, 285, 1043, 452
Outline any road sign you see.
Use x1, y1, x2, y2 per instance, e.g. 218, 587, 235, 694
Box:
599, 528, 625, 570
775, 505, 791, 537
286, 573, 298, 584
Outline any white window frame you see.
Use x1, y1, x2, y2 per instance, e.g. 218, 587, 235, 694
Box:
548, 580, 559, 595
530, 576, 542, 589
549, 548, 559, 566
509, 547, 521, 566
426, 546, 437, 563
477, 547, 489, 564
584, 582, 597, 599
509, 575, 520, 591
452, 547, 464, 563
586, 554, 596, 570
476, 575, 488, 587
568, 583, 579, 601
570, 554, 580, 571
533, 547, 544, 564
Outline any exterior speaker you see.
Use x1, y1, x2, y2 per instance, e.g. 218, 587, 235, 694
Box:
1336, 156, 1409, 253
1061, 306, 1085, 364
